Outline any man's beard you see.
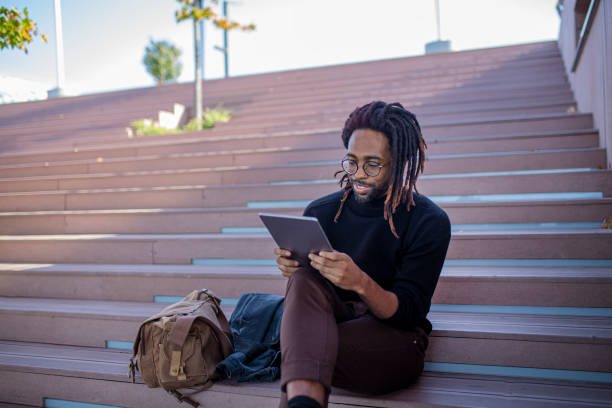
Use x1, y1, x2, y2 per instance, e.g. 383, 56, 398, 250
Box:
350, 179, 385, 203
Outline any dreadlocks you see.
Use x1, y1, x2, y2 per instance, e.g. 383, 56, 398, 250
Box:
333, 101, 427, 238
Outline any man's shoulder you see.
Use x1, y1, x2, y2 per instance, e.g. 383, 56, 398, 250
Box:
412, 194, 448, 218
407, 194, 451, 238
304, 190, 345, 216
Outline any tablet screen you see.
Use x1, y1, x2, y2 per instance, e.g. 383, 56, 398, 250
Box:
259, 213, 333, 267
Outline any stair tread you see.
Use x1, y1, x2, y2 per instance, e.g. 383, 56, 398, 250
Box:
1, 296, 610, 342
0, 145, 602, 173
1, 229, 610, 240
0, 169, 609, 200
1, 262, 611, 279
2, 197, 611, 209
1, 340, 611, 408
0, 160, 604, 183
0, 124, 598, 163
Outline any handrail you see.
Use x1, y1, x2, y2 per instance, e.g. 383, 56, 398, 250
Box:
571, 0, 601, 72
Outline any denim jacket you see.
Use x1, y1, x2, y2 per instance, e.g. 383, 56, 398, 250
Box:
216, 293, 284, 382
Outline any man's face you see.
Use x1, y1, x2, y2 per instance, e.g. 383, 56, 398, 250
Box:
345, 128, 392, 203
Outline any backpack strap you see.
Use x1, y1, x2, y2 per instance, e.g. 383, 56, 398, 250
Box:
213, 298, 233, 345
128, 324, 145, 383
168, 316, 198, 350
167, 315, 233, 371
167, 316, 198, 378
167, 380, 213, 408
214, 313, 234, 358
202, 291, 233, 345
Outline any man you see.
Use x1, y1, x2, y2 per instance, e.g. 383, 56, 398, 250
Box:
274, 101, 451, 408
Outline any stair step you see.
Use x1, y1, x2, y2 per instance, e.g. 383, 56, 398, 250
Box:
0, 229, 609, 264
2, 88, 568, 138
0, 165, 609, 210
2, 84, 579, 143
10, 162, 591, 194
244, 97, 574, 126
0, 145, 603, 179
2, 199, 611, 234
2, 263, 610, 307
0, 137, 606, 190
0, 167, 609, 202
0, 64, 567, 125
2, 341, 611, 408
231, 95, 574, 125
205, 106, 587, 136
0, 119, 598, 167
1, 297, 610, 373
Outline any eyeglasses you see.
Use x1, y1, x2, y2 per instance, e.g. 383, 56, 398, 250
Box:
341, 158, 385, 177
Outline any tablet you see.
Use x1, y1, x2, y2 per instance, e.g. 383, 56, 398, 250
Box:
259, 213, 334, 267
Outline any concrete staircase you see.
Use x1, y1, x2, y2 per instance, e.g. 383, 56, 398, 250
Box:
1, 41, 611, 407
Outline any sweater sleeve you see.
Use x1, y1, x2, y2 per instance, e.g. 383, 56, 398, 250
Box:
384, 210, 451, 330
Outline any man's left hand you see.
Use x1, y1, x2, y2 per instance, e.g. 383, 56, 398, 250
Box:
308, 250, 366, 293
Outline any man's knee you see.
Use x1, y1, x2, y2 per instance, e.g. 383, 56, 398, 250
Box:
287, 268, 327, 294
285, 268, 336, 309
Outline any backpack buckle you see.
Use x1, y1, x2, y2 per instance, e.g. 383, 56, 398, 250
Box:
170, 350, 182, 376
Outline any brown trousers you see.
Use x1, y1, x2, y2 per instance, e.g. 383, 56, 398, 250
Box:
279, 268, 428, 406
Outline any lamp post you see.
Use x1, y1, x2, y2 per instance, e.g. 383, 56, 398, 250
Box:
48, 0, 65, 98
194, 0, 203, 125
425, 0, 451, 54
214, 0, 236, 78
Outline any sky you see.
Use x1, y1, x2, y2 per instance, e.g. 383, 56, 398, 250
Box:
0, 0, 561, 101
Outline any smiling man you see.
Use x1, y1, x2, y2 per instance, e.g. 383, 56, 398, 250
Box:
274, 101, 451, 408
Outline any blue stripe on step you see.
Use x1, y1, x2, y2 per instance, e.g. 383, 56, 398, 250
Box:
247, 200, 311, 208
149, 298, 612, 317
288, 160, 338, 166
420, 167, 597, 179
153, 295, 184, 303
268, 169, 598, 185
247, 192, 603, 208
431, 191, 603, 203
269, 179, 336, 185
444, 259, 612, 267
192, 258, 277, 266
430, 304, 612, 317
221, 223, 602, 235
222, 227, 269, 234
451, 222, 602, 231
428, 148, 594, 159
289, 152, 596, 164
154, 296, 240, 305
191, 258, 612, 268
44, 399, 124, 408
105, 341, 133, 350
424, 362, 612, 384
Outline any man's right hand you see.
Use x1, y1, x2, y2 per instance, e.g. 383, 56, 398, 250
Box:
274, 248, 300, 277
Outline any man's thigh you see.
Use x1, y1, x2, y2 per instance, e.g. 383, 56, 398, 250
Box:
332, 314, 428, 395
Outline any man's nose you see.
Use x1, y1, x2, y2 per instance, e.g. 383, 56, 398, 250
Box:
354, 165, 369, 179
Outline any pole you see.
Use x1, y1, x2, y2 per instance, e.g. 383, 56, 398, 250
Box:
223, 0, 228, 77
194, 1, 203, 126
49, 0, 65, 98
435, 0, 441, 41
199, 18, 205, 80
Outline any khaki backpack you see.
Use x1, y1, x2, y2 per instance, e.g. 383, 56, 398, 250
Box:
128, 289, 233, 406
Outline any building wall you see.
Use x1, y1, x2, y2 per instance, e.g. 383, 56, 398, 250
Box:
558, 0, 612, 168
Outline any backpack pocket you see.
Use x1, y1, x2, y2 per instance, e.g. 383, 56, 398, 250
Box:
156, 325, 209, 389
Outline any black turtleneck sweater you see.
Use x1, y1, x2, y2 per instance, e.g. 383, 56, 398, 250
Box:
303, 190, 451, 331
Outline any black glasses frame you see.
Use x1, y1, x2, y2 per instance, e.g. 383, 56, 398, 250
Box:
341, 158, 385, 177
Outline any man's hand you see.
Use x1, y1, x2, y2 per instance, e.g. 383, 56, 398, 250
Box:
274, 248, 300, 278
308, 250, 367, 294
